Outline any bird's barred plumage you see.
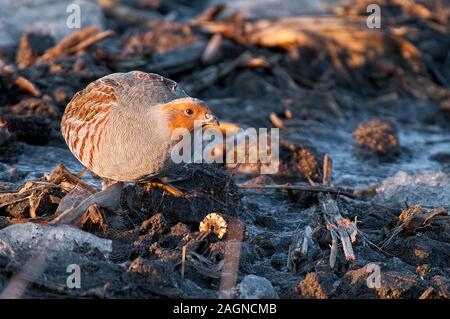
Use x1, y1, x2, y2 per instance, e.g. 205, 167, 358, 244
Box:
61, 71, 177, 171
61, 78, 115, 170
61, 71, 218, 183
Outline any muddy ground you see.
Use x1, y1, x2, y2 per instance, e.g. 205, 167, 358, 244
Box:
0, 0, 450, 299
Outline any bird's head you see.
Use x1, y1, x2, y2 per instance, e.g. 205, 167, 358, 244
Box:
161, 98, 219, 133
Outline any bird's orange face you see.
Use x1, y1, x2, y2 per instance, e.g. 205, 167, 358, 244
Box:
162, 99, 219, 133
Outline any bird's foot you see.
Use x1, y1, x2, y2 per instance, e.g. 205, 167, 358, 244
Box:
102, 178, 119, 191
144, 180, 184, 197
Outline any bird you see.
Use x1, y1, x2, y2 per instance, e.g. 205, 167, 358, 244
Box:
54, 71, 219, 224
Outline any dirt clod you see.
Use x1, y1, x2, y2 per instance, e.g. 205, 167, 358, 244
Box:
293, 147, 320, 183
297, 272, 338, 299
354, 119, 399, 155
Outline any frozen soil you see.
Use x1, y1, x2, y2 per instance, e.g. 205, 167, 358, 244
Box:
207, 92, 450, 298
1, 0, 450, 299
1, 90, 449, 299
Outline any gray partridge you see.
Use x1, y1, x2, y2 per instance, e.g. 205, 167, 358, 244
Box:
54, 71, 219, 224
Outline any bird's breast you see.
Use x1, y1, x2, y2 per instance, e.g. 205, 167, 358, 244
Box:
90, 109, 173, 182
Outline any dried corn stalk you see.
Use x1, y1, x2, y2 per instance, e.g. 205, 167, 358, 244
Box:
381, 205, 447, 248
320, 195, 358, 268
287, 225, 313, 272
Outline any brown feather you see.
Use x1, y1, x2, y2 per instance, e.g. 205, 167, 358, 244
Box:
61, 79, 116, 169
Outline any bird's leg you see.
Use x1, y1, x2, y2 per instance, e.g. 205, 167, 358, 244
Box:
50, 182, 124, 225
144, 178, 184, 197
102, 177, 117, 191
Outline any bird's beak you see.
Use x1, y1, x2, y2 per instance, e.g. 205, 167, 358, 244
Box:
202, 113, 220, 126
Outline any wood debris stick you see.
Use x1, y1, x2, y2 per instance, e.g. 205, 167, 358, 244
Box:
145, 181, 184, 197
194, 229, 211, 241
432, 0, 448, 26
270, 61, 303, 92
64, 30, 114, 55
269, 112, 284, 128
318, 154, 357, 267
98, 0, 163, 25
49, 182, 123, 225
46, 164, 97, 194
357, 230, 394, 257
19, 181, 58, 193
43, 25, 98, 59
287, 225, 313, 272
201, 34, 224, 65
320, 194, 357, 267
78, 204, 105, 229
191, 4, 226, 25
146, 42, 207, 75
199, 14, 430, 82
402, 1, 432, 19
182, 51, 253, 93
322, 153, 332, 186
0, 182, 61, 209
381, 205, 421, 249
284, 109, 293, 119
0, 63, 15, 76
185, 250, 222, 279
324, 40, 352, 84
325, 93, 343, 118
381, 205, 447, 249
29, 189, 60, 219
419, 287, 434, 299
241, 57, 271, 68
199, 16, 381, 53
14, 76, 41, 97
328, 225, 338, 269
0, 194, 32, 209
181, 245, 187, 279
421, 18, 449, 34
179, 226, 223, 280
367, 92, 399, 107
393, 34, 422, 60
42, 25, 113, 60
238, 183, 355, 199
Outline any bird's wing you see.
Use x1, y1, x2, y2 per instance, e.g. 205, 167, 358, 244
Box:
61, 76, 118, 169
126, 71, 189, 106
61, 71, 186, 169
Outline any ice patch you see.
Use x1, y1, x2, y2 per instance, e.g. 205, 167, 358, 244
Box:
375, 171, 450, 208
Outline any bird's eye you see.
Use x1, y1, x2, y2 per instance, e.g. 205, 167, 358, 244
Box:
185, 108, 194, 116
